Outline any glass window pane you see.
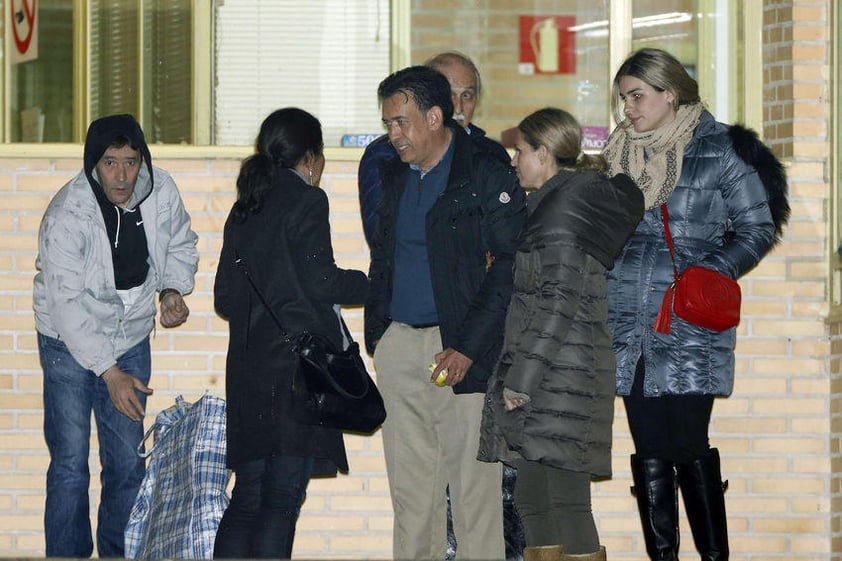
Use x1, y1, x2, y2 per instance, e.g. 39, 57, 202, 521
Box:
90, 0, 193, 144
8, 0, 74, 142
410, 0, 610, 150
90, 0, 141, 121
631, 0, 743, 124
143, 0, 193, 144
631, 1, 697, 61
213, 0, 390, 147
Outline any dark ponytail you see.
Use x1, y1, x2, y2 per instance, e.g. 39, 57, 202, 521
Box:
231, 153, 275, 223
232, 108, 323, 223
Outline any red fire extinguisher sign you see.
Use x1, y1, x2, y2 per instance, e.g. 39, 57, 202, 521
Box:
518, 15, 576, 75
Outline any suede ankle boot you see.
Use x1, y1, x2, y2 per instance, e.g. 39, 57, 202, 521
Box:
560, 545, 606, 561
523, 544, 564, 561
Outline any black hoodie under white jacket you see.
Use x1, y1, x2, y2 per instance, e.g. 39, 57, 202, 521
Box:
33, 114, 198, 375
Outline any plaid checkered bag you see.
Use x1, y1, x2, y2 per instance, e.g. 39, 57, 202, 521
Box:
125, 394, 230, 559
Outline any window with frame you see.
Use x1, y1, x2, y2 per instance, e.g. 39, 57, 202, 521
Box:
3, 0, 390, 146
1, 0, 757, 148
213, 1, 390, 147
405, 0, 748, 149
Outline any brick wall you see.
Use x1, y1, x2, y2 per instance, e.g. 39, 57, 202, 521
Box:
764, 1, 837, 557
0, 0, 838, 558
0, 151, 394, 558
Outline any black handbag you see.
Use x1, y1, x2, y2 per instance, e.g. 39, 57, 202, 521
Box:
290, 329, 386, 433
235, 255, 386, 434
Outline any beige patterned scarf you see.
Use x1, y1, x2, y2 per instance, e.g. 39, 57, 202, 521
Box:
604, 103, 704, 209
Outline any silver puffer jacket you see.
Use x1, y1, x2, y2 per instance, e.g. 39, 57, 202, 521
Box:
607, 111, 777, 398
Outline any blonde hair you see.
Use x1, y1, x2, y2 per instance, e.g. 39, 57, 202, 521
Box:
611, 48, 700, 123
518, 107, 606, 172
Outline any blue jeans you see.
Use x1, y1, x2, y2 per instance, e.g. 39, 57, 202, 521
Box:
214, 455, 314, 559
39, 333, 150, 558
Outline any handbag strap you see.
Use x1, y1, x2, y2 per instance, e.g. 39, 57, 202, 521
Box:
660, 203, 679, 283
234, 252, 293, 343
234, 250, 355, 345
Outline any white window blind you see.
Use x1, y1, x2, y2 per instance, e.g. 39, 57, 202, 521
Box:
214, 0, 390, 146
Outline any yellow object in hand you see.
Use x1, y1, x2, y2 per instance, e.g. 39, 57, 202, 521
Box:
428, 363, 448, 387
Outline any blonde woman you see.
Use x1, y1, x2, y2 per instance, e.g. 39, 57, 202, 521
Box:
604, 48, 788, 561
479, 107, 644, 561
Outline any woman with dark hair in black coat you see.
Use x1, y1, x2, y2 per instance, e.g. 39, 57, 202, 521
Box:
213, 108, 368, 559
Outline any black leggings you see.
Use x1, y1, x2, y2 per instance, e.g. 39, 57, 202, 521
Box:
623, 357, 715, 463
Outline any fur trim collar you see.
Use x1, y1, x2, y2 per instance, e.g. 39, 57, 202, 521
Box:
728, 124, 790, 245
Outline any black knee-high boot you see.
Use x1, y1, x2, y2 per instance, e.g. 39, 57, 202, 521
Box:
676, 448, 729, 561
630, 455, 679, 561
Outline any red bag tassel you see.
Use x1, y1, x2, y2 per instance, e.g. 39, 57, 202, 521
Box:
653, 284, 675, 335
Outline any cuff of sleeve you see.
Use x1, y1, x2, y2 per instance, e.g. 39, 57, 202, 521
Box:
97, 362, 118, 377
159, 288, 180, 302
503, 387, 531, 404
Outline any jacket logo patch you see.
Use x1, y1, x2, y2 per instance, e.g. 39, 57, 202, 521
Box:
499, 192, 511, 204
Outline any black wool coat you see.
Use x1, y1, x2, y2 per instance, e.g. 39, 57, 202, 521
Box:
215, 168, 368, 472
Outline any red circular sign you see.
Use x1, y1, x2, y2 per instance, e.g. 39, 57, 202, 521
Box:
12, 0, 37, 56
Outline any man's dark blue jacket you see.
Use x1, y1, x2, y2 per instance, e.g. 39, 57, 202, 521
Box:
357, 124, 510, 247
364, 125, 526, 394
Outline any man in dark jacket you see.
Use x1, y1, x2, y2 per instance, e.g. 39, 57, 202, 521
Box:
357, 51, 510, 247
365, 65, 526, 560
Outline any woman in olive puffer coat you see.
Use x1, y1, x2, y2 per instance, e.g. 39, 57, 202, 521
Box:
478, 108, 644, 561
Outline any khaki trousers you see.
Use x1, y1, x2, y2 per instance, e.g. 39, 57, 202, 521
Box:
374, 322, 504, 560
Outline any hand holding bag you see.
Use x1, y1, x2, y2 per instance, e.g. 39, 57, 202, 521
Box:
653, 204, 741, 334
236, 255, 386, 434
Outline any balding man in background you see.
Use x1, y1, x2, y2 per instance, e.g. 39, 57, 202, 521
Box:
358, 51, 510, 248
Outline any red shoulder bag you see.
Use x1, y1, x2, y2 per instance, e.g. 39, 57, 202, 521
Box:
653, 204, 741, 334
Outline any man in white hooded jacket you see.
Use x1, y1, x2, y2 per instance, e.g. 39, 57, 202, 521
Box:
33, 114, 198, 558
